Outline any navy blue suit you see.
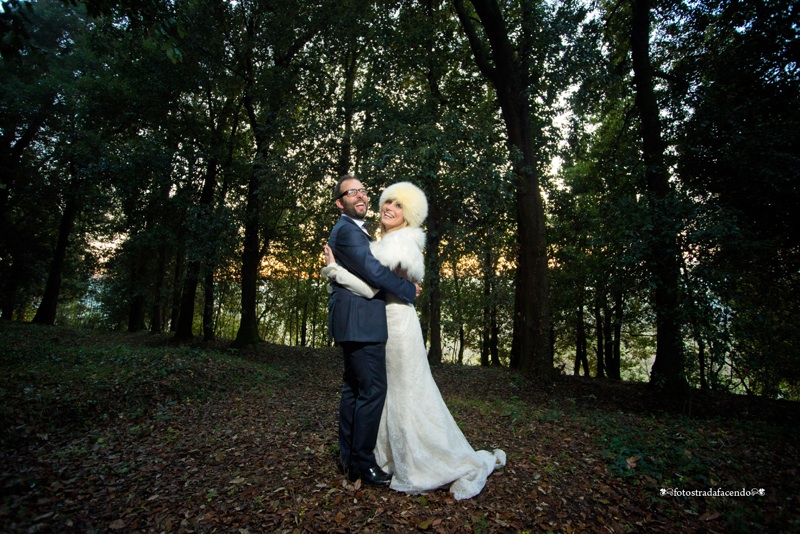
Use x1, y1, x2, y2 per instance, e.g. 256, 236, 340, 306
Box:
328, 216, 416, 473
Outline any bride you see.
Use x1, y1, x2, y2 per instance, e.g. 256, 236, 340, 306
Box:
322, 181, 505, 500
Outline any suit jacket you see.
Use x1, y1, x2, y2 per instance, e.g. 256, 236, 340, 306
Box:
328, 216, 416, 343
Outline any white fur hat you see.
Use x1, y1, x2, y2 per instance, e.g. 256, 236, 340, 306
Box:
378, 182, 428, 228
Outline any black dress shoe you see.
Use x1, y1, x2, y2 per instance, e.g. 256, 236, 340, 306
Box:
349, 466, 392, 486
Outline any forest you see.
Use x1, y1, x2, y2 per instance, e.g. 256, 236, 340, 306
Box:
1, 0, 798, 398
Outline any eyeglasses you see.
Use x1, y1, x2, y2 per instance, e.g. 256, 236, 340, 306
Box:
338, 188, 368, 199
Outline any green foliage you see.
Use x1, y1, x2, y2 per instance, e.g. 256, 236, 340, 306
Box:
439, 270, 513, 365
1, 0, 797, 397
551, 0, 800, 396
596, 415, 712, 486
668, 0, 800, 398
0, 0, 88, 318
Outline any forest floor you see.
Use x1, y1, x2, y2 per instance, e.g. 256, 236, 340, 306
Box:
1, 322, 798, 533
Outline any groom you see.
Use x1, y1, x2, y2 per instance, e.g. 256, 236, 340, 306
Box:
327, 174, 418, 486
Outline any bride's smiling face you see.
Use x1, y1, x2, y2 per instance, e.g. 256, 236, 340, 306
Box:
381, 198, 407, 233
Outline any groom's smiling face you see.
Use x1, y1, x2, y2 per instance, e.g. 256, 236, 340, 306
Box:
336, 178, 369, 220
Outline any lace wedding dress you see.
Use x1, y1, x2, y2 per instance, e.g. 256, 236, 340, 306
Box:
322, 226, 506, 500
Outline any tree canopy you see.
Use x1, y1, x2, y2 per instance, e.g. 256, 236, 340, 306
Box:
1, 0, 798, 399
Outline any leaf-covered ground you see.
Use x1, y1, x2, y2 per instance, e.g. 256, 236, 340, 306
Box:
1, 322, 798, 533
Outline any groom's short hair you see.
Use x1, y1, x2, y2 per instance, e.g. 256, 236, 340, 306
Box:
334, 174, 357, 200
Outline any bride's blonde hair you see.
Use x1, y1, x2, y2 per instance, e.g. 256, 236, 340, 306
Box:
378, 182, 428, 229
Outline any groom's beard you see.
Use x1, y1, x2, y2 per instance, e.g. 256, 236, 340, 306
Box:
342, 202, 367, 220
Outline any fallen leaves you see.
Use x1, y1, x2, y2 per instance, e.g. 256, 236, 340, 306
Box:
626, 455, 641, 470
1, 329, 799, 533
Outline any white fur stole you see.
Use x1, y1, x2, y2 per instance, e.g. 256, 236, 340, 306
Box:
371, 227, 426, 283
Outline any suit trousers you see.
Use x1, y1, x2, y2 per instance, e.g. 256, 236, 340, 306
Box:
338, 341, 387, 473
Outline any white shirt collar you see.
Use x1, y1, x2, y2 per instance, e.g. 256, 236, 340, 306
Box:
342, 215, 369, 234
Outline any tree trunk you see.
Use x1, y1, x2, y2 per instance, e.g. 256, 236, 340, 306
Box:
481, 249, 492, 367
604, 304, 619, 379
455, 0, 552, 379
150, 241, 167, 333
481, 244, 502, 367
419, 8, 445, 366
420, 294, 430, 347
175, 262, 199, 340
0, 114, 47, 234
426, 194, 443, 365
594, 300, 605, 378
574, 304, 590, 376
1, 112, 49, 320
301, 290, 309, 347
609, 290, 623, 379
203, 271, 215, 342
175, 159, 218, 341
169, 240, 185, 332
32, 194, 80, 325
451, 260, 464, 365
234, 167, 263, 347
697, 338, 707, 390
128, 249, 148, 332
311, 281, 320, 347
292, 278, 299, 345
630, 0, 685, 392
490, 304, 500, 366
233, 11, 309, 347
458, 325, 466, 364
0, 265, 23, 320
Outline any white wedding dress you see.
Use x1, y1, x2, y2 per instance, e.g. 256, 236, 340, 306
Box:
322, 226, 506, 500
